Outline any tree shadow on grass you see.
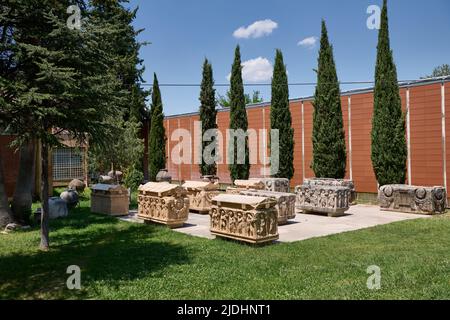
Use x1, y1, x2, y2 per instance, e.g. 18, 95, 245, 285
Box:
0, 220, 192, 299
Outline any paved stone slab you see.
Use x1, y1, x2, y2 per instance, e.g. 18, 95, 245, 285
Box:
120, 205, 430, 242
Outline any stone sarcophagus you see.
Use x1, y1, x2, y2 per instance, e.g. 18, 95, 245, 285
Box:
210, 194, 279, 244
302, 178, 356, 204
250, 178, 290, 193
182, 180, 220, 214
91, 184, 129, 216
138, 182, 190, 228
226, 179, 265, 194
239, 190, 296, 225
295, 184, 350, 217
379, 185, 447, 215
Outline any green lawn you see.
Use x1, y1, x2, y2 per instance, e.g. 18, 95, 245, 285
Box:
1, 198, 449, 300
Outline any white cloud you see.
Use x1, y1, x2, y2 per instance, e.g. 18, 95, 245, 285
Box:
233, 19, 278, 39
227, 57, 273, 83
297, 36, 318, 49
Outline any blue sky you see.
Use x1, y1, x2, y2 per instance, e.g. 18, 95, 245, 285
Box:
127, 0, 450, 116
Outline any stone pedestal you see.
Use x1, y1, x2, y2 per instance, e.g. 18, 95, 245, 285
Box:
138, 182, 189, 228
302, 178, 356, 204
210, 194, 279, 244
226, 179, 265, 194
295, 184, 350, 217
379, 184, 446, 215
239, 190, 296, 225
91, 184, 129, 216
182, 180, 220, 214
250, 178, 290, 193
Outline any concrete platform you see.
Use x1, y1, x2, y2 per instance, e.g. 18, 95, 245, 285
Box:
120, 205, 430, 243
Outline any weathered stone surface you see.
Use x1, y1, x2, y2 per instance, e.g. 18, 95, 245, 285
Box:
182, 180, 220, 214
48, 197, 69, 219
250, 178, 290, 193
302, 178, 356, 204
91, 184, 129, 216
210, 194, 279, 244
295, 184, 350, 217
201, 175, 220, 183
379, 184, 447, 215
99, 175, 114, 184
60, 189, 79, 209
108, 170, 123, 182
138, 182, 189, 228
156, 169, 172, 183
239, 190, 296, 225
68, 179, 85, 193
226, 179, 265, 194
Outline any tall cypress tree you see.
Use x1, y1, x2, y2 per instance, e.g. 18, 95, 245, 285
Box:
271, 49, 294, 179
311, 20, 347, 179
199, 59, 218, 176
371, 0, 407, 186
228, 45, 250, 181
148, 73, 167, 181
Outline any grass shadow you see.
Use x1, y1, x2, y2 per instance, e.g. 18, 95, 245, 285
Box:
0, 211, 191, 299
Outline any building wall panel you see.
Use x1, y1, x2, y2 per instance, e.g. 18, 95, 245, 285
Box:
409, 84, 443, 186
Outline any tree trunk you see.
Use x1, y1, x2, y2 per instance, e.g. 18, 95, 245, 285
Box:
40, 142, 50, 251
0, 155, 14, 228
11, 141, 35, 225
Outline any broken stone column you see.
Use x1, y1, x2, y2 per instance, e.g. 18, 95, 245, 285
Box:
138, 182, 189, 228
182, 180, 220, 214
379, 184, 447, 215
210, 194, 279, 244
239, 190, 296, 225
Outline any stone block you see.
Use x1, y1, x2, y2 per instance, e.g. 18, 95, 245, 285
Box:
302, 178, 356, 204
239, 190, 296, 225
226, 179, 265, 194
182, 180, 220, 214
295, 184, 350, 217
210, 194, 279, 244
138, 182, 189, 228
91, 184, 129, 216
379, 184, 446, 215
49, 197, 69, 219
250, 178, 290, 193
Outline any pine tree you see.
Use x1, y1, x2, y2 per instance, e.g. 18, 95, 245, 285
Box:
228, 45, 250, 181
148, 73, 167, 181
271, 49, 294, 179
87, 1, 148, 188
199, 59, 218, 176
371, 0, 407, 186
0, 0, 129, 248
311, 20, 347, 179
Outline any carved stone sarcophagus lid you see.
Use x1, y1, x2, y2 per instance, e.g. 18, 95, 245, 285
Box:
138, 182, 189, 228
250, 178, 290, 193
210, 194, 279, 244
226, 179, 265, 194
302, 178, 356, 204
379, 184, 447, 215
295, 184, 350, 217
91, 184, 129, 216
182, 180, 220, 214
239, 190, 296, 225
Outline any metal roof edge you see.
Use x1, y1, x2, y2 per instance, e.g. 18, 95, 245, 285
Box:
165, 76, 450, 119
